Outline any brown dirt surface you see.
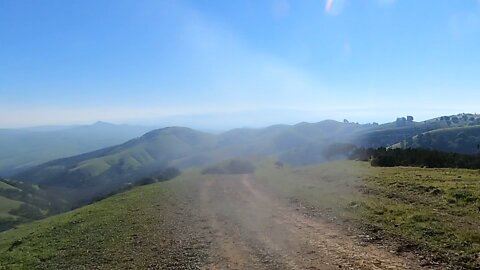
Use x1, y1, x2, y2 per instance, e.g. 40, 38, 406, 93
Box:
187, 174, 428, 270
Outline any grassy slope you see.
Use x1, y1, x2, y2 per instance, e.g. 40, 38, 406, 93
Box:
254, 160, 370, 218
0, 196, 22, 219
254, 160, 480, 268
0, 123, 152, 175
0, 179, 68, 232
393, 125, 480, 144
2, 161, 479, 268
0, 172, 207, 270
0, 181, 19, 190
17, 127, 217, 186
361, 166, 480, 267
0, 181, 29, 221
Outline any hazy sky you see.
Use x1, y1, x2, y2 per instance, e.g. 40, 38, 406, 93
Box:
1, 0, 480, 129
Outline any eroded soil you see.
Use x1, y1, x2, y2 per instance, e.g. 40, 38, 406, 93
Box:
179, 174, 428, 270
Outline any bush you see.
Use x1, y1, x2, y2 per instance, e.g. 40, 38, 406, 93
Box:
350, 147, 480, 169
135, 177, 157, 186
202, 160, 256, 175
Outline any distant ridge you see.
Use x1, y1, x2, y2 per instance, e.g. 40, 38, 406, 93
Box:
0, 122, 154, 175
14, 113, 480, 206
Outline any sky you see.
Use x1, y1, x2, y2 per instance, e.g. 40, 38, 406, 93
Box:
1, 0, 480, 129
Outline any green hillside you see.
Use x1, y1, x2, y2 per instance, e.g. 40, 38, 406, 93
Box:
393, 125, 480, 154
253, 161, 480, 268
15, 121, 368, 190
0, 178, 68, 231
352, 114, 480, 150
2, 161, 479, 269
0, 181, 19, 191
0, 172, 205, 269
0, 122, 152, 176
15, 127, 217, 204
19, 127, 216, 182
12, 115, 480, 217
0, 196, 22, 219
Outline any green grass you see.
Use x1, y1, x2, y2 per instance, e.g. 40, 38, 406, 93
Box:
360, 166, 480, 267
0, 181, 19, 191
0, 170, 206, 269
254, 160, 371, 218
0, 196, 23, 219
254, 160, 480, 268
2, 160, 479, 268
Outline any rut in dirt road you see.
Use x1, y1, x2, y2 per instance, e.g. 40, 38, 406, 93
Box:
197, 174, 426, 270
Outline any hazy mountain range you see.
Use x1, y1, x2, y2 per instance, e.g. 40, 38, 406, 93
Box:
0, 113, 477, 210
0, 122, 153, 176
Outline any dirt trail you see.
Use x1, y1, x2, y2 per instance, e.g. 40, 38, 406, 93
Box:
195, 174, 425, 270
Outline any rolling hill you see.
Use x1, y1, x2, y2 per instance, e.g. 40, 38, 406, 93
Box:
12, 114, 480, 210
15, 127, 217, 204
0, 178, 68, 231
353, 113, 480, 149
393, 125, 480, 154
0, 122, 153, 176
13, 121, 370, 205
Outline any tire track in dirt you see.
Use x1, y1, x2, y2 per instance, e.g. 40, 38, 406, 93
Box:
199, 177, 289, 269
196, 174, 427, 270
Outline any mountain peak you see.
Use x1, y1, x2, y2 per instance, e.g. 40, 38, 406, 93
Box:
93, 121, 113, 126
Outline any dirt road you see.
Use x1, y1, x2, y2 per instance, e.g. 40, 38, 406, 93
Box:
191, 174, 424, 270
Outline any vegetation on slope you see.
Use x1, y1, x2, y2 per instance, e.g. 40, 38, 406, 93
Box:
0, 173, 208, 269
396, 126, 480, 155
6, 114, 480, 237
201, 159, 256, 175
253, 160, 480, 269
15, 127, 213, 204
0, 122, 152, 176
2, 160, 480, 268
0, 166, 181, 232
360, 166, 480, 268
354, 113, 480, 150
351, 147, 480, 169
0, 178, 69, 232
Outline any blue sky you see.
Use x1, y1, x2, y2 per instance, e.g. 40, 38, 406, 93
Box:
1, 0, 480, 129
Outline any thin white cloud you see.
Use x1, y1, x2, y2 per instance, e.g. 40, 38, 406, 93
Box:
177, 4, 332, 110
324, 0, 347, 16
325, 0, 334, 13
0, 2, 337, 128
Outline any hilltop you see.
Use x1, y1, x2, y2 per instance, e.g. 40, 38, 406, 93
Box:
0, 122, 153, 176
13, 113, 480, 209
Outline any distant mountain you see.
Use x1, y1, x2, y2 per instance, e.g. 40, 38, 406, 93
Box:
383, 113, 480, 154
14, 121, 370, 204
0, 122, 154, 176
15, 127, 217, 204
353, 114, 480, 148
14, 114, 480, 207
392, 125, 480, 155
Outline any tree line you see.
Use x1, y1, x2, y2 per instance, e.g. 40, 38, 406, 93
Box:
350, 147, 480, 169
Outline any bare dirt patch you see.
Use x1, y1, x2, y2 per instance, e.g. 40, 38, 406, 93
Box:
194, 174, 426, 269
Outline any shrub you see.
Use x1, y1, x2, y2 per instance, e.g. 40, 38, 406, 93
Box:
202, 160, 256, 175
